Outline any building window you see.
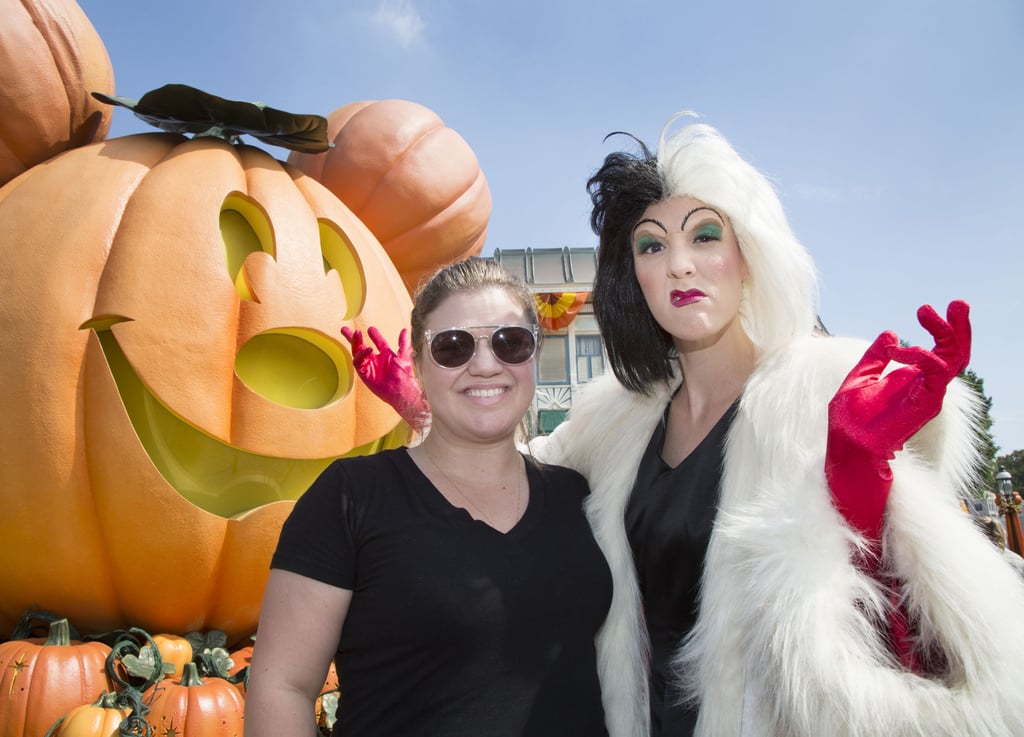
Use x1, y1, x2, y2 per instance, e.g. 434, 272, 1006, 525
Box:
537, 408, 569, 434
573, 313, 599, 331
575, 334, 605, 383
538, 334, 569, 384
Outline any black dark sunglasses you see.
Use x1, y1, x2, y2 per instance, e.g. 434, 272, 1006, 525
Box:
423, 325, 539, 369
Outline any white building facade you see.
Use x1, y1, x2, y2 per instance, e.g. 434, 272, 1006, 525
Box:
489, 247, 605, 436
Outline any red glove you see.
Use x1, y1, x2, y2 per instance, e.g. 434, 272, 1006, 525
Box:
825, 300, 970, 670
341, 326, 430, 430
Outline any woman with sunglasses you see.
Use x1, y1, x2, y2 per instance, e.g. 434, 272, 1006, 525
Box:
245, 257, 612, 737
348, 120, 1024, 737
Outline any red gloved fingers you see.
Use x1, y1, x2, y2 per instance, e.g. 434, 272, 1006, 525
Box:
945, 300, 971, 371
831, 331, 898, 396
365, 326, 414, 366
395, 328, 413, 363
365, 326, 394, 358
341, 325, 429, 430
916, 300, 971, 379
340, 327, 374, 368
836, 342, 946, 457
883, 343, 953, 406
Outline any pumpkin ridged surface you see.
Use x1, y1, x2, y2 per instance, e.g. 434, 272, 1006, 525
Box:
288, 99, 491, 294
0, 132, 411, 642
143, 663, 245, 737
0, 620, 114, 737
0, 0, 114, 185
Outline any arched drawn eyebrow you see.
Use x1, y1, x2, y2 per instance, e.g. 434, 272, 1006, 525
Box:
631, 217, 667, 238
632, 206, 725, 239
680, 206, 724, 231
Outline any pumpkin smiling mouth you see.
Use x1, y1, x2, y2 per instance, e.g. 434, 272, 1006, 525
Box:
85, 324, 344, 519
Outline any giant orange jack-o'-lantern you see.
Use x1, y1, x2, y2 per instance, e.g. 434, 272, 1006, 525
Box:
0, 0, 115, 186
288, 99, 491, 295
0, 128, 411, 643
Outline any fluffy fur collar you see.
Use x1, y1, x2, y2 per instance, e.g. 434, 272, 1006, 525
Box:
537, 334, 1024, 737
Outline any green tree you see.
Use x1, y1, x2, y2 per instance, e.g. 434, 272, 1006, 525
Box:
961, 368, 998, 496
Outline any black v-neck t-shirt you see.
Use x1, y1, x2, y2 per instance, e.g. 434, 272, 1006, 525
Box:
625, 400, 739, 737
272, 447, 612, 737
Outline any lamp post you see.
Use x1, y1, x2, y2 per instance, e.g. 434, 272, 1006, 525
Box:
995, 466, 1024, 556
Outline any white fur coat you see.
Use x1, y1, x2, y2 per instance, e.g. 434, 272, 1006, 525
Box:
533, 334, 1024, 737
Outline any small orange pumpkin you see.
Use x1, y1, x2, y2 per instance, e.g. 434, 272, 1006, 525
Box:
142, 662, 245, 737
0, 0, 115, 186
0, 618, 114, 737
45, 692, 131, 737
288, 99, 491, 294
149, 634, 194, 677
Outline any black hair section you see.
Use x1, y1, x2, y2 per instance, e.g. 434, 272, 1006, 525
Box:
588, 133, 675, 395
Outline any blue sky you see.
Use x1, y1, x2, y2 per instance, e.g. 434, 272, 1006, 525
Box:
82, 0, 1024, 461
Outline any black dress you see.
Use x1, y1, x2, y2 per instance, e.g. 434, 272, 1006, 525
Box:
625, 400, 739, 737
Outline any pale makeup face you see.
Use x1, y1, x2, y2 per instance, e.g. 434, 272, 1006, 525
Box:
416, 287, 537, 445
631, 196, 749, 352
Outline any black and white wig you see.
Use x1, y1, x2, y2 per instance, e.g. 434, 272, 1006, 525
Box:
589, 114, 819, 394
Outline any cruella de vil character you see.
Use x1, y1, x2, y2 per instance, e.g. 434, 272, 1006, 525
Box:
346, 117, 1024, 737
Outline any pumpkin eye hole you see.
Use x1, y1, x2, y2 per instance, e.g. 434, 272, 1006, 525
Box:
236, 329, 351, 409
221, 193, 275, 301
319, 219, 366, 321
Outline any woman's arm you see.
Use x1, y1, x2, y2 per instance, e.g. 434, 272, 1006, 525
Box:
244, 569, 352, 736
824, 300, 970, 671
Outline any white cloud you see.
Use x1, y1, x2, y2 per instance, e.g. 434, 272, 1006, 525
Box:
371, 0, 425, 49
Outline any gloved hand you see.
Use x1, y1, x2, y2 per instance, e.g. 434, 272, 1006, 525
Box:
341, 326, 430, 430
825, 300, 970, 672
825, 300, 970, 542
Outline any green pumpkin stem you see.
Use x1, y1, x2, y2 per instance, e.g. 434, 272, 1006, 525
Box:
180, 661, 205, 687
94, 690, 123, 708
44, 618, 72, 646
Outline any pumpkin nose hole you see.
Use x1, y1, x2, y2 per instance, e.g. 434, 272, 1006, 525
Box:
235, 330, 351, 409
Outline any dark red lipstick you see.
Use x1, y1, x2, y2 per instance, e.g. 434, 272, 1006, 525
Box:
670, 289, 705, 307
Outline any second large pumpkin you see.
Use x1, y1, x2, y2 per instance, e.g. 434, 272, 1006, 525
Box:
288, 99, 491, 294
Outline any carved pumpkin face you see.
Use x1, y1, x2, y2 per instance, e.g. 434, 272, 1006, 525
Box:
0, 132, 411, 642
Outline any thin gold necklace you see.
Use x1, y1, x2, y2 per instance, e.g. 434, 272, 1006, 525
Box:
426, 450, 524, 530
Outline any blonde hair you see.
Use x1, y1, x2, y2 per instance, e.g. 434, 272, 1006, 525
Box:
410, 257, 539, 352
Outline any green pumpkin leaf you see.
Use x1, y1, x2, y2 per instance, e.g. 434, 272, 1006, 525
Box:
92, 84, 332, 153
191, 645, 236, 679
184, 628, 228, 651
123, 648, 175, 679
